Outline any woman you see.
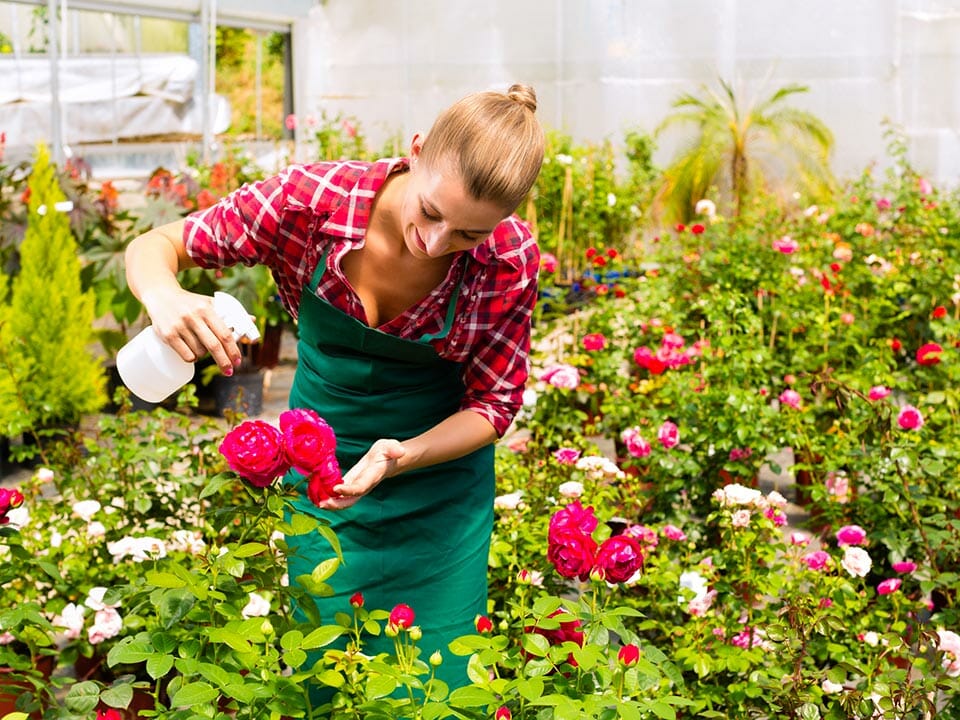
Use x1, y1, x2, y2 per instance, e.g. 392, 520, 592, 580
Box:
125, 84, 545, 693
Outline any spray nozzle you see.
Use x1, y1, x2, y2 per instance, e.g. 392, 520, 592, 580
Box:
213, 292, 261, 342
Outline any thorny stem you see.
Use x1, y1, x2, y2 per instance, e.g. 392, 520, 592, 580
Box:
894, 460, 940, 575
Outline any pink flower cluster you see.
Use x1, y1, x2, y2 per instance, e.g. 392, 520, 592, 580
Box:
546, 502, 643, 583
633, 331, 706, 375
621, 421, 681, 457
540, 363, 581, 389
219, 408, 341, 507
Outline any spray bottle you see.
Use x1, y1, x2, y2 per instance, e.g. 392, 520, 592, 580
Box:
117, 292, 261, 403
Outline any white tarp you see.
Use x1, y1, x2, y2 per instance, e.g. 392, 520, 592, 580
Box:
0, 53, 230, 145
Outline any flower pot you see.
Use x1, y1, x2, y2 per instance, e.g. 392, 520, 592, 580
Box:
0, 656, 54, 719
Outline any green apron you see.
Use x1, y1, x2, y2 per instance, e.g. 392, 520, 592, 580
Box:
284, 249, 494, 692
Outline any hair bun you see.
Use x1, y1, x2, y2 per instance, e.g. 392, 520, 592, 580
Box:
507, 84, 538, 113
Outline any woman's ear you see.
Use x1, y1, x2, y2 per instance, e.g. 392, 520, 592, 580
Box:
409, 133, 424, 163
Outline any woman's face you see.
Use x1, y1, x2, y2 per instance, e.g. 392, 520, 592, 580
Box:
400, 139, 508, 259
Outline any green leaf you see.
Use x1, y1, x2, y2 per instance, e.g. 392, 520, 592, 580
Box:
520, 632, 550, 658
285, 513, 320, 536
170, 681, 219, 707
283, 649, 307, 668
200, 472, 237, 499
150, 631, 178, 655
316, 669, 345, 688
107, 637, 155, 666
366, 675, 398, 699
448, 685, 499, 707
302, 625, 345, 649
145, 570, 187, 589
231, 542, 269, 558
100, 683, 134, 709
206, 627, 253, 653
64, 681, 101, 713
146, 654, 175, 680
516, 676, 544, 701
311, 557, 340, 584
281, 629, 304, 651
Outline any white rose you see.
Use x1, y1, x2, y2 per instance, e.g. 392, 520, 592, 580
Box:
72, 500, 101, 522
558, 481, 584, 499
821, 679, 844, 694
241, 592, 272, 619
494, 491, 524, 511
841, 546, 872, 578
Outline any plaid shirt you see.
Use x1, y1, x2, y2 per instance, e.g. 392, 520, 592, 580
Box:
184, 158, 539, 436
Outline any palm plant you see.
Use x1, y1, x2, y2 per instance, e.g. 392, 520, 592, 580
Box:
654, 78, 836, 224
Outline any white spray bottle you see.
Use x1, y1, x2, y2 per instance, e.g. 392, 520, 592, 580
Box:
117, 292, 261, 403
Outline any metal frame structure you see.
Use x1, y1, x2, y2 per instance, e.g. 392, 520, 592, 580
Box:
3, 0, 313, 163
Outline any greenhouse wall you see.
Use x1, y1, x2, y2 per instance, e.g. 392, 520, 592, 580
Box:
299, 0, 960, 184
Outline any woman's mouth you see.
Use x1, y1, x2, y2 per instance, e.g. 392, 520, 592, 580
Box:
414, 230, 428, 254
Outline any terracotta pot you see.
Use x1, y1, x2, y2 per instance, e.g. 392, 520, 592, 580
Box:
0, 656, 54, 719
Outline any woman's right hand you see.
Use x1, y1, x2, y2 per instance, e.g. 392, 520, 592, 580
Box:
141, 286, 243, 375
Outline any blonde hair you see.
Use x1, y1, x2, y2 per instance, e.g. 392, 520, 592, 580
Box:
419, 83, 545, 212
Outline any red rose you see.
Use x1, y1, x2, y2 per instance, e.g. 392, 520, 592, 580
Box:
475, 615, 493, 633
219, 420, 290, 487
691, 223, 705, 235
618, 643, 640, 667
890, 337, 902, 352
932, 305, 947, 319
495, 708, 512, 720
306, 455, 343, 506
582, 333, 607, 351
547, 529, 598, 581
548, 501, 598, 539
524, 609, 584, 666
916, 342, 943, 366
389, 603, 415, 629
280, 408, 338, 474
594, 535, 643, 583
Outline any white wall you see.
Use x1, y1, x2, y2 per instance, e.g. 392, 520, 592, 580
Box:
296, 0, 960, 184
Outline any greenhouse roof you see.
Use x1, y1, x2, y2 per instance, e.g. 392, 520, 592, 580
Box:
9, 0, 315, 31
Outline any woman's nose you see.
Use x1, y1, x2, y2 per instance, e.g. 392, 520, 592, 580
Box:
423, 228, 451, 256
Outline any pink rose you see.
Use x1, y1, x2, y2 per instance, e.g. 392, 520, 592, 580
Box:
892, 561, 917, 574
540, 252, 558, 274
772, 235, 798, 254
868, 386, 891, 401
778, 389, 802, 410
621, 427, 652, 458
918, 177, 932, 196
662, 524, 687, 541
836, 525, 867, 546
219, 420, 291, 487
547, 529, 598, 580
552, 447, 582, 465
803, 550, 830, 571
897, 405, 924, 430
582, 333, 607, 351
593, 535, 643, 583
541, 363, 580, 389
876, 197, 891, 211
657, 421, 680, 449
280, 408, 338, 475
877, 578, 902, 595
388, 603, 415, 630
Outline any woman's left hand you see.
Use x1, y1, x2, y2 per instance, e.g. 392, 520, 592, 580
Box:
315, 439, 407, 510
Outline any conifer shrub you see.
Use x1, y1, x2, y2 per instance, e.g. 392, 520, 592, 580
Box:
0, 144, 106, 438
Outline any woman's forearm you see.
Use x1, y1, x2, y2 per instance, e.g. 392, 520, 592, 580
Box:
125, 219, 192, 303
393, 410, 498, 476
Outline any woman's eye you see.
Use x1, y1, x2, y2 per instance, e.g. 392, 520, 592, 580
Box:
420, 205, 440, 221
